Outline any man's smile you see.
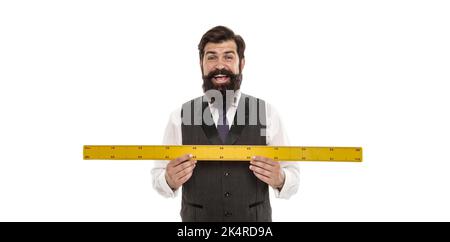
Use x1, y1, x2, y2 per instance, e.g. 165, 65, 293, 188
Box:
213, 74, 230, 84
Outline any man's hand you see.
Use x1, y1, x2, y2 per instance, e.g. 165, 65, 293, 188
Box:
249, 156, 285, 190
165, 154, 197, 190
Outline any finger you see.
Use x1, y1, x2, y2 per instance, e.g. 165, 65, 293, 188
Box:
178, 173, 193, 186
174, 158, 197, 169
170, 158, 195, 172
175, 162, 196, 176
250, 160, 274, 172
169, 154, 193, 166
178, 169, 193, 182
167, 162, 193, 178
172, 158, 196, 173
252, 156, 276, 166
253, 171, 271, 185
249, 164, 272, 177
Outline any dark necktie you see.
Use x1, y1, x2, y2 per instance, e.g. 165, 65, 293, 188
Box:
217, 102, 229, 143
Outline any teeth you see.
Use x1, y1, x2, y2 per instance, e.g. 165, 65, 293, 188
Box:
215, 74, 227, 78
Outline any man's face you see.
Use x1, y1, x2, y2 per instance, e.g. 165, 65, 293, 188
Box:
201, 40, 245, 91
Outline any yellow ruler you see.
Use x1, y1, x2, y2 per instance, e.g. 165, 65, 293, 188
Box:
83, 145, 362, 162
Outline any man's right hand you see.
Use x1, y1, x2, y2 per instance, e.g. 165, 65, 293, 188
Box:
165, 154, 197, 190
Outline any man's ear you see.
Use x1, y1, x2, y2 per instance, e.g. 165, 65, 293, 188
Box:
240, 58, 245, 71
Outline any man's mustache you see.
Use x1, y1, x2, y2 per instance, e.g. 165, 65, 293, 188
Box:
204, 69, 236, 81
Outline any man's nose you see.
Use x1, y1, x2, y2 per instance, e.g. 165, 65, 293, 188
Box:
215, 58, 227, 70
216, 63, 225, 70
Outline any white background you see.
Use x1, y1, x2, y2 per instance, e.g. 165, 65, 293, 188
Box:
1, 0, 449, 221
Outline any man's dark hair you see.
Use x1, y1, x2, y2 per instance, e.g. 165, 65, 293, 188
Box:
198, 26, 246, 62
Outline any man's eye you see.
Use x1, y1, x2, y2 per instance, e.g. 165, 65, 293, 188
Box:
207, 56, 217, 60
225, 56, 234, 60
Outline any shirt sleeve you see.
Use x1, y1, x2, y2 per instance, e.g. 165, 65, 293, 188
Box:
150, 108, 182, 198
265, 103, 300, 199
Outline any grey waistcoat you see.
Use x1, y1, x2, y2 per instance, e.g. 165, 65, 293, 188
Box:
180, 93, 271, 222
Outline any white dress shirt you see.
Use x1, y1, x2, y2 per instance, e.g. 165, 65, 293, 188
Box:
151, 90, 300, 199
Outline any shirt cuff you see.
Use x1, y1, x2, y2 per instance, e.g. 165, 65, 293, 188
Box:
273, 168, 293, 199
157, 170, 179, 198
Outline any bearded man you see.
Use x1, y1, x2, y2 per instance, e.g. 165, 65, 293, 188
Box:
151, 26, 300, 222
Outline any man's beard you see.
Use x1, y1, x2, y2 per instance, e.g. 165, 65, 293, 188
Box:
202, 68, 242, 93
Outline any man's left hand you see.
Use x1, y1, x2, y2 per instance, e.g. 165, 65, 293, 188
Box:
249, 156, 285, 190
